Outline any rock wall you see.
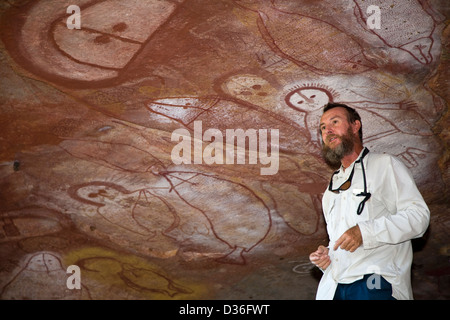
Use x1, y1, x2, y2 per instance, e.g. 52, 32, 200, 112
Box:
0, 0, 448, 300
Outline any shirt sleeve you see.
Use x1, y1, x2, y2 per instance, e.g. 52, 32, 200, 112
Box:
358, 155, 430, 250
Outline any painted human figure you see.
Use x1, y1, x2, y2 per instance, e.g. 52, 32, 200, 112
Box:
234, 0, 376, 74
8, 0, 185, 83
283, 84, 438, 179
1, 252, 85, 300
353, 0, 441, 65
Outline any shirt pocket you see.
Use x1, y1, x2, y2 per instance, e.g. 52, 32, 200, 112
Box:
368, 193, 394, 220
351, 188, 371, 223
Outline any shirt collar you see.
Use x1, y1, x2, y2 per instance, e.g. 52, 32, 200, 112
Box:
335, 147, 369, 178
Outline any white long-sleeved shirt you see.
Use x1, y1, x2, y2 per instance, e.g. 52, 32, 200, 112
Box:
316, 148, 430, 300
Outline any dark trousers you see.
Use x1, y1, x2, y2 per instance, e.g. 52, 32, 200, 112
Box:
333, 274, 396, 300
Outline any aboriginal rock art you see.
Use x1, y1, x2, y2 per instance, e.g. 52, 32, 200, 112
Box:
0, 0, 448, 300
0, 214, 20, 240
284, 84, 337, 148
60, 131, 274, 264
219, 73, 280, 110
234, 0, 376, 74
69, 182, 180, 240
282, 82, 440, 172
353, 0, 442, 65
218, 71, 442, 177
58, 130, 324, 244
146, 95, 317, 156
147, 95, 325, 235
66, 167, 273, 265
156, 170, 272, 264
0, 252, 88, 300
73, 255, 193, 298
8, 0, 184, 84
0, 207, 71, 243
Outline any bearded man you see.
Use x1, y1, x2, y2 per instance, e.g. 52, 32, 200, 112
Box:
309, 103, 430, 300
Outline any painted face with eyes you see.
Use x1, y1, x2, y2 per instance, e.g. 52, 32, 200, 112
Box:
286, 88, 331, 112
27, 253, 62, 272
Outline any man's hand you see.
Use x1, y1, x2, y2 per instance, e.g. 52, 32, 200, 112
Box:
334, 225, 363, 252
309, 245, 331, 270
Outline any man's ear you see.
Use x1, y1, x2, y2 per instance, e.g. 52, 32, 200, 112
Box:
352, 120, 361, 134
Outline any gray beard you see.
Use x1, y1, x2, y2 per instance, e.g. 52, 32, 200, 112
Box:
321, 129, 355, 170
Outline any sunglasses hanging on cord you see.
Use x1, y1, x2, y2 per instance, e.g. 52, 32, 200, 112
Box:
328, 148, 371, 215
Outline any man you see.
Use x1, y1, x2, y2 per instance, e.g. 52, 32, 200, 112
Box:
309, 102, 430, 300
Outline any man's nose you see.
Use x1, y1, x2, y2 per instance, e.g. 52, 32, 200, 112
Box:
323, 126, 333, 134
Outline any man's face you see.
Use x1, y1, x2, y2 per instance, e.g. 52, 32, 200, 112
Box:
319, 107, 358, 168
320, 107, 353, 148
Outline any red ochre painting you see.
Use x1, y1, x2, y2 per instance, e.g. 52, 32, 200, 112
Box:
0, 0, 448, 300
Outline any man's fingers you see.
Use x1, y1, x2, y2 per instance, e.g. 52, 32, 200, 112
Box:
335, 236, 356, 251
310, 253, 325, 262
348, 243, 360, 252
342, 238, 353, 251
317, 245, 328, 254
317, 257, 331, 269
321, 259, 331, 270
309, 247, 331, 270
333, 236, 345, 251
334, 226, 363, 251
309, 253, 319, 261
310, 245, 331, 270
